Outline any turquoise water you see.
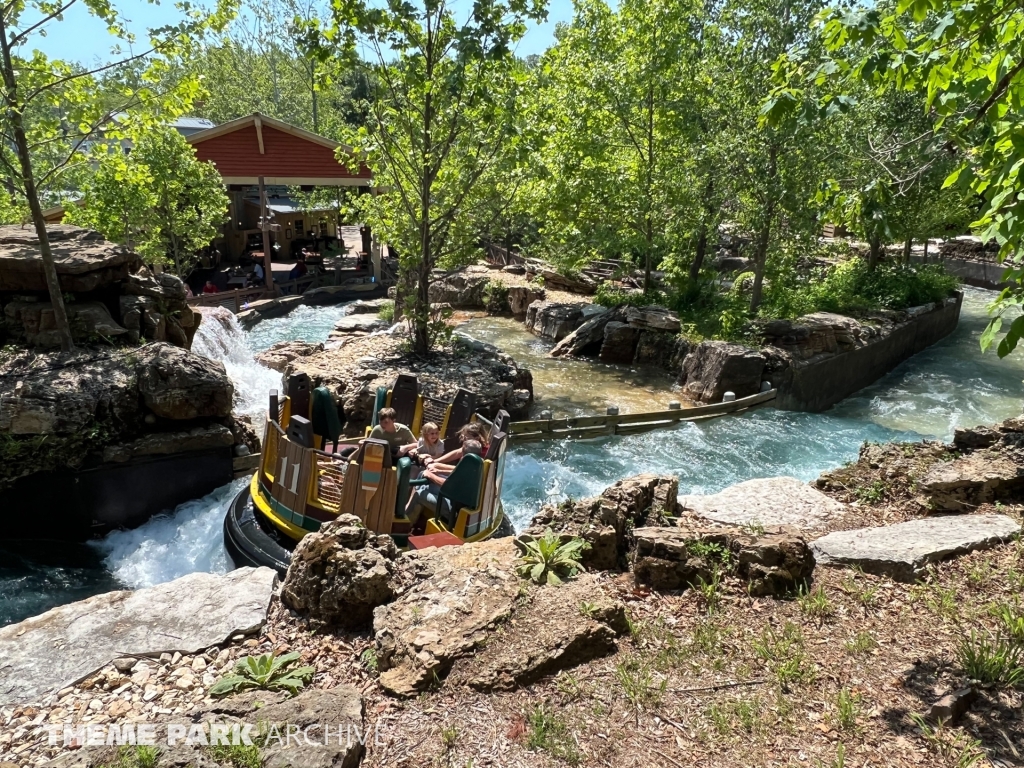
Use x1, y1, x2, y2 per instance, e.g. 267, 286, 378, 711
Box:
2, 288, 1019, 626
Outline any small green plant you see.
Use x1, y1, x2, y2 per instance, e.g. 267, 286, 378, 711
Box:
910, 713, 985, 767
706, 697, 763, 736
377, 300, 395, 323
208, 742, 261, 768
525, 704, 580, 765
955, 631, 1024, 687
615, 655, 666, 710
829, 743, 847, 768
482, 279, 510, 313
440, 724, 459, 749
691, 619, 724, 656
104, 746, 162, 768
695, 568, 725, 614
753, 621, 813, 688
853, 479, 887, 504
741, 520, 767, 537
556, 671, 586, 701
797, 584, 834, 621
208, 652, 315, 698
514, 529, 589, 585
967, 560, 995, 587
991, 599, 1024, 642
578, 601, 598, 618
844, 631, 877, 655
360, 647, 379, 673
834, 688, 860, 731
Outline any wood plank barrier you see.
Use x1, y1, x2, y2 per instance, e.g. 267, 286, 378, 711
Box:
508, 389, 777, 444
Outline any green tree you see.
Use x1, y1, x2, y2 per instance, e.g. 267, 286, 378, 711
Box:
0, 1, 233, 352
319, 0, 547, 354
70, 126, 229, 276
768, 0, 1024, 354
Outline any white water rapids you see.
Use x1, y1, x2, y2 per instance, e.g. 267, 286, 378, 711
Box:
2, 288, 1022, 626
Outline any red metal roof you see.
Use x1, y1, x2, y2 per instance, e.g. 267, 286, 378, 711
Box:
189, 114, 371, 185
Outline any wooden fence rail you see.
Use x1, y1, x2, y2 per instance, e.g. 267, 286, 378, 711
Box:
508, 389, 777, 443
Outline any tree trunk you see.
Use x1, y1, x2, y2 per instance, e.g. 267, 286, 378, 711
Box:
923, 239, 929, 264
0, 16, 75, 353
749, 218, 772, 314
903, 236, 912, 265
690, 226, 708, 285
868, 237, 881, 271
642, 72, 655, 295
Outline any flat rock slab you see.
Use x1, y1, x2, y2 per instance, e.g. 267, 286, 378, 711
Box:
0, 567, 277, 706
680, 476, 846, 530
811, 515, 1021, 582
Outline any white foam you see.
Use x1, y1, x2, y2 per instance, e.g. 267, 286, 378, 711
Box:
90, 479, 246, 589
192, 307, 282, 428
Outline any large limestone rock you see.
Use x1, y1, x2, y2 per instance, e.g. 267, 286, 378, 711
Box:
136, 342, 234, 420
428, 266, 491, 308
524, 301, 586, 341
101, 423, 235, 463
256, 340, 324, 374
539, 268, 597, 295
761, 313, 872, 360
0, 567, 277, 706
527, 473, 680, 570
918, 449, 1024, 511
0, 225, 138, 292
811, 515, 1022, 582
550, 307, 619, 357
633, 526, 814, 596
4, 299, 127, 347
680, 340, 766, 402
508, 285, 545, 319
454, 573, 629, 692
625, 306, 681, 333
680, 476, 847, 530
635, 330, 688, 368
281, 515, 401, 629
329, 314, 388, 337
373, 539, 521, 696
599, 321, 642, 363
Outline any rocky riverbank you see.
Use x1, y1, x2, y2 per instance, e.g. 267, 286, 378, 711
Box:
4, 416, 1023, 768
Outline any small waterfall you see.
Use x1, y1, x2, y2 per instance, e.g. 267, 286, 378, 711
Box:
192, 306, 282, 428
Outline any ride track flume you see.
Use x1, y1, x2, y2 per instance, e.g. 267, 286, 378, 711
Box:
506, 389, 778, 443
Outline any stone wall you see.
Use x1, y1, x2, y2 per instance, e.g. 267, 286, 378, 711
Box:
773, 294, 963, 412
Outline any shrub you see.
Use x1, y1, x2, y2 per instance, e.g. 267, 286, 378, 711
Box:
482, 279, 510, 313
594, 282, 662, 308
377, 300, 395, 323
208, 652, 315, 697
514, 528, 589, 585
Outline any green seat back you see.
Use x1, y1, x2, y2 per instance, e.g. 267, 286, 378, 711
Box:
437, 454, 484, 529
311, 387, 342, 444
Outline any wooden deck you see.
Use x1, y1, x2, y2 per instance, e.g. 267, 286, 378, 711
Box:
508, 389, 777, 443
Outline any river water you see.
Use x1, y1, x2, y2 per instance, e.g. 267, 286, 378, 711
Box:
1, 288, 1020, 626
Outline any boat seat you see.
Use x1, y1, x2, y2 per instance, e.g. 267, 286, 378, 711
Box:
389, 374, 419, 427
311, 386, 344, 451
435, 454, 484, 530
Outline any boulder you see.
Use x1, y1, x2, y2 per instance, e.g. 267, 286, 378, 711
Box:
0, 225, 139, 292
118, 268, 196, 349
634, 330, 685, 368
281, 515, 401, 629
811, 515, 1022, 582
524, 301, 586, 341
4, 299, 127, 347
680, 476, 847, 530
540, 268, 597, 295
0, 351, 139, 436
599, 321, 642, 363
101, 424, 235, 463
918, 448, 1024, 511
256, 340, 324, 374
527, 473, 679, 571
456, 574, 629, 692
373, 539, 521, 696
508, 388, 533, 420
329, 314, 388, 336
507, 285, 546, 319
256, 688, 365, 768
624, 306, 681, 333
633, 525, 814, 596
428, 267, 490, 308
761, 313, 869, 360
503, 263, 526, 275
345, 297, 392, 314
680, 341, 766, 402
713, 255, 753, 273
135, 343, 234, 420
0, 567, 277, 706
549, 307, 618, 358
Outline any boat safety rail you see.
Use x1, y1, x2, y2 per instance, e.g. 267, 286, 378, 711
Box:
260, 419, 286, 483
310, 449, 347, 513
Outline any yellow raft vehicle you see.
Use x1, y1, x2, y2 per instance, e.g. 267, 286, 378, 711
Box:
224, 373, 513, 575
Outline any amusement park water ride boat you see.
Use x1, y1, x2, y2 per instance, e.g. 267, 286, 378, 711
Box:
223, 373, 513, 575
